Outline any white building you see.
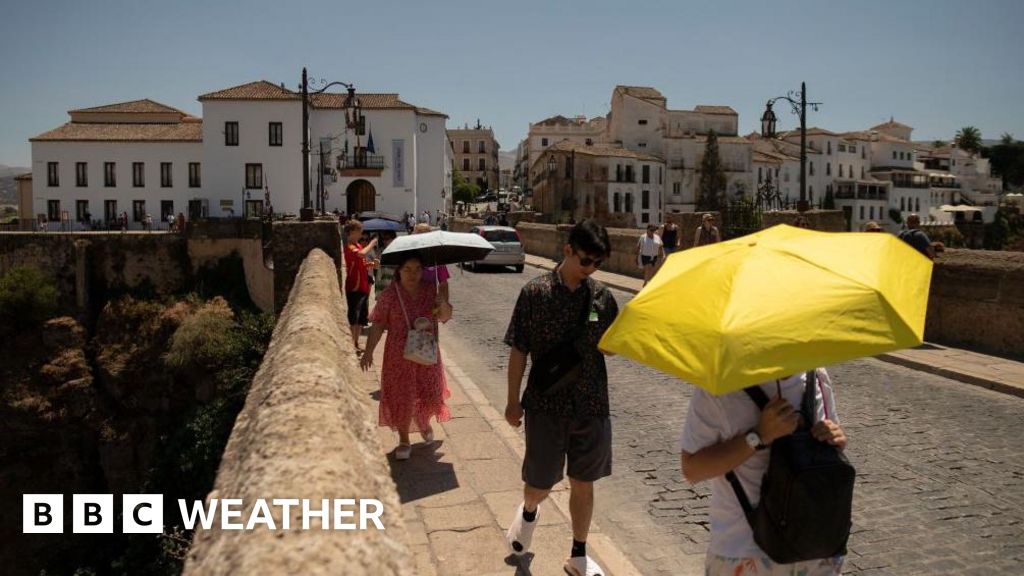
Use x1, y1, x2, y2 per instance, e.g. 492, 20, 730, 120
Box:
27, 80, 450, 229
30, 100, 203, 229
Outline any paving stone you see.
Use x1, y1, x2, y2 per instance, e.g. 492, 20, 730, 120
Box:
441, 416, 492, 436
446, 430, 511, 461
462, 457, 524, 494
482, 489, 566, 529
421, 502, 494, 532
428, 526, 510, 575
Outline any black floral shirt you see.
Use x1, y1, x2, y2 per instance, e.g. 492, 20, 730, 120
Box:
504, 268, 619, 417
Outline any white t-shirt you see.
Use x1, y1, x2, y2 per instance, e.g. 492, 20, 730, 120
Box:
678, 369, 839, 559
637, 234, 663, 257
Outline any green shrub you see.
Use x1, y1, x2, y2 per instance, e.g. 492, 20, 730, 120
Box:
0, 266, 59, 331
163, 299, 236, 369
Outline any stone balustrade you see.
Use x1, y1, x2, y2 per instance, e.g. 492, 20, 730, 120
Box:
183, 248, 411, 576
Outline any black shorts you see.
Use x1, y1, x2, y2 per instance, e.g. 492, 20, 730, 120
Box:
641, 255, 658, 267
346, 291, 369, 326
523, 411, 612, 489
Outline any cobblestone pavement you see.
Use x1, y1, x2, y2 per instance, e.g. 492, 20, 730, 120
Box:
439, 265, 1024, 575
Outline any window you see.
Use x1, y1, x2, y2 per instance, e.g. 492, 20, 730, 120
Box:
160, 162, 172, 187
838, 144, 846, 152
463, 158, 470, 171
659, 167, 663, 185
616, 164, 623, 182
908, 151, 913, 162
613, 193, 621, 212
850, 145, 856, 154
861, 167, 865, 179
133, 162, 145, 187
809, 186, 814, 201
462, 141, 470, 153
47, 162, 59, 187
915, 198, 920, 212
133, 200, 145, 222
225, 121, 239, 146
161, 200, 174, 222
479, 159, 486, 171
827, 141, 832, 155
673, 182, 681, 195
809, 161, 815, 176
642, 190, 650, 209
870, 206, 875, 219
861, 147, 865, 159
826, 163, 831, 176
642, 213, 650, 224
478, 141, 486, 153
189, 163, 201, 188
758, 166, 763, 183
892, 151, 897, 160
541, 138, 549, 147
642, 165, 650, 184
47, 199, 60, 221
637, 142, 647, 148
269, 122, 283, 146
245, 163, 263, 189
860, 206, 864, 220
76, 162, 88, 187
839, 164, 843, 178
585, 138, 593, 146
625, 193, 633, 213
638, 119, 648, 125
76, 200, 89, 222
625, 165, 634, 182
104, 200, 117, 222
901, 197, 905, 211
565, 158, 572, 178
104, 162, 116, 187
899, 151, 905, 161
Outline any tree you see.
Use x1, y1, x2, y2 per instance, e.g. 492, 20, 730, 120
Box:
954, 126, 983, 155
697, 130, 727, 212
451, 169, 479, 205
1001, 132, 1015, 146
932, 140, 949, 149
984, 140, 1024, 191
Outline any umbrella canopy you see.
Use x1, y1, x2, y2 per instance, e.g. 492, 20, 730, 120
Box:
599, 224, 933, 395
355, 211, 402, 222
362, 218, 404, 232
380, 230, 494, 266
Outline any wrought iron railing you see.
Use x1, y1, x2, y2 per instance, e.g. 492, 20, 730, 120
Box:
337, 153, 385, 170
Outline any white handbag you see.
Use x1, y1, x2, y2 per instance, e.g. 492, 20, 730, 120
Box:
395, 287, 438, 366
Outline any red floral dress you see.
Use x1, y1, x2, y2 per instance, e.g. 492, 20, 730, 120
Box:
369, 280, 451, 432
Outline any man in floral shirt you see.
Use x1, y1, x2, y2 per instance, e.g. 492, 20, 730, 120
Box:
503, 219, 619, 576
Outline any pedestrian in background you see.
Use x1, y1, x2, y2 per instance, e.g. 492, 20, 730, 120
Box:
343, 219, 378, 352
374, 230, 399, 297
360, 253, 452, 460
694, 213, 720, 247
636, 224, 665, 287
898, 214, 935, 260
504, 219, 619, 576
661, 219, 679, 255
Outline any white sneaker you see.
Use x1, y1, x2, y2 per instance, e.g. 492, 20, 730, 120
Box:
505, 502, 537, 556
563, 555, 604, 576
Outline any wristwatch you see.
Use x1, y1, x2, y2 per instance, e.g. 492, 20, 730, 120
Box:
744, 429, 767, 451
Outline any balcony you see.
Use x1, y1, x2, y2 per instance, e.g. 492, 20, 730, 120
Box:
337, 153, 385, 175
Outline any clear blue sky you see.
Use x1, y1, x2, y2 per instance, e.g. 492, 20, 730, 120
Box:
2, 0, 1022, 167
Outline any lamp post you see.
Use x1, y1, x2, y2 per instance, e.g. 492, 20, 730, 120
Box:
300, 67, 360, 220
760, 82, 821, 213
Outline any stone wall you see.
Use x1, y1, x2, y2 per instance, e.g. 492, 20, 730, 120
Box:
927, 249, 1024, 357
183, 249, 411, 575
270, 221, 342, 313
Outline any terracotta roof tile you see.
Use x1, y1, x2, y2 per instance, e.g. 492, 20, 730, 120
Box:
70, 99, 188, 115
31, 121, 202, 142
198, 80, 299, 101
616, 86, 665, 101
694, 105, 737, 115
870, 118, 912, 131
543, 140, 664, 162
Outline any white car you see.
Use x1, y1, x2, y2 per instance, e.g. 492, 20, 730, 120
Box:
466, 225, 525, 272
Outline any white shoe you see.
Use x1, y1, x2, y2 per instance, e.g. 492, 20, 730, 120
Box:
563, 555, 604, 576
505, 502, 537, 556
395, 443, 412, 460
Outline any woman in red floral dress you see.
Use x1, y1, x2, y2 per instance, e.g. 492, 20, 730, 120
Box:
360, 254, 452, 460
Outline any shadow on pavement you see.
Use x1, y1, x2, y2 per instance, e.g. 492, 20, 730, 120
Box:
387, 442, 458, 503
505, 552, 536, 575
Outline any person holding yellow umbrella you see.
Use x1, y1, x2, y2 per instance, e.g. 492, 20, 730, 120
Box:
599, 223, 933, 575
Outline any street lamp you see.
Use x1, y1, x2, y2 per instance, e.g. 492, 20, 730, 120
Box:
760, 81, 821, 212
300, 67, 360, 220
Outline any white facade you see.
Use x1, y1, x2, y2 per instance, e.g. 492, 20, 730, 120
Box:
31, 140, 202, 230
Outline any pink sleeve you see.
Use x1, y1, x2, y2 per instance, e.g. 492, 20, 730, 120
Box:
437, 265, 451, 283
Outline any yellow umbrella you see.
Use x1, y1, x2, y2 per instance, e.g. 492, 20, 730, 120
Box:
599, 224, 932, 395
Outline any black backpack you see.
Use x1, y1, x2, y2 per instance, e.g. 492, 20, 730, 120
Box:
725, 370, 856, 564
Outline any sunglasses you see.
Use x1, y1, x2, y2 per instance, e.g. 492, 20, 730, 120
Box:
574, 251, 604, 268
